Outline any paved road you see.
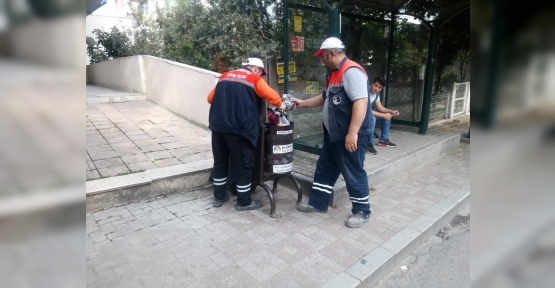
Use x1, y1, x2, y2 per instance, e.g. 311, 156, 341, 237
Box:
376, 204, 470, 288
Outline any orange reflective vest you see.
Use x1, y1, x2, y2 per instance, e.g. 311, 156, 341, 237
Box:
323, 58, 373, 143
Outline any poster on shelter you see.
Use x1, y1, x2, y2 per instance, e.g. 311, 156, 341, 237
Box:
276, 61, 297, 84
294, 16, 302, 32
288, 61, 297, 82
290, 36, 305, 52
276, 63, 284, 84
305, 81, 319, 94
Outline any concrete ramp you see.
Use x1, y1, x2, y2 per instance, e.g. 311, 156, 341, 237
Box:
86, 85, 146, 104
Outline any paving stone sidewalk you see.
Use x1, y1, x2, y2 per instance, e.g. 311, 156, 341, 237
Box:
86, 142, 469, 288
87, 97, 457, 183
293, 124, 458, 183
86, 101, 212, 180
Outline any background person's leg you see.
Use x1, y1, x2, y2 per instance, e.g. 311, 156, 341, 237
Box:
370, 114, 377, 143
379, 116, 390, 141
367, 115, 378, 154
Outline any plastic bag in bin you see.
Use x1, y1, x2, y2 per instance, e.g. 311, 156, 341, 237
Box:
269, 107, 289, 126
279, 114, 290, 126
267, 108, 280, 125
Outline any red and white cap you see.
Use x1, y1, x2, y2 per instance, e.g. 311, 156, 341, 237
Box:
313, 37, 345, 57
242, 57, 267, 76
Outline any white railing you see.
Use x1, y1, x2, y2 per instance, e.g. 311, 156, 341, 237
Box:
430, 81, 470, 126
449, 82, 470, 118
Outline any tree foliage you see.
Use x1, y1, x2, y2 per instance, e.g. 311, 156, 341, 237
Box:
130, 8, 163, 58
87, 27, 132, 64
87, 0, 281, 72
155, 0, 212, 69
392, 18, 429, 69
457, 49, 470, 82
86, 0, 469, 85
434, 10, 470, 93
196, 0, 281, 71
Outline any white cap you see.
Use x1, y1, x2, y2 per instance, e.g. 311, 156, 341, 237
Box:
313, 37, 345, 56
241, 57, 267, 76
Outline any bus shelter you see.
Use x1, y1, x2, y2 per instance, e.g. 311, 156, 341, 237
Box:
278, 0, 469, 154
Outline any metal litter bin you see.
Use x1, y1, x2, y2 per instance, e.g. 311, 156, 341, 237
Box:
252, 122, 302, 218
264, 124, 294, 174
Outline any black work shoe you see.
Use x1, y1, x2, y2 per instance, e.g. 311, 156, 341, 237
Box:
366, 144, 378, 155
236, 199, 262, 211
213, 194, 230, 207
345, 211, 370, 228
297, 202, 327, 213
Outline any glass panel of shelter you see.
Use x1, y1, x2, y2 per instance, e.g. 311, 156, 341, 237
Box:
282, 4, 430, 153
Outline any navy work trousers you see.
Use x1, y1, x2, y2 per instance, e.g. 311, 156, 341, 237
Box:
308, 129, 371, 215
211, 131, 255, 207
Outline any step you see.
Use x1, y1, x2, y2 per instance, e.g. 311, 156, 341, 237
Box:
281, 133, 461, 207
86, 159, 212, 212
86, 84, 147, 104
86, 131, 461, 212
86, 93, 147, 104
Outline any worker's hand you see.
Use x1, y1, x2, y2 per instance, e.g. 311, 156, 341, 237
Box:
345, 132, 358, 152
282, 94, 296, 111
382, 113, 392, 120
279, 102, 287, 114
292, 98, 306, 109
391, 110, 400, 116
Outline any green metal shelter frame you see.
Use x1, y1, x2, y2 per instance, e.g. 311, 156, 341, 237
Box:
282, 0, 469, 143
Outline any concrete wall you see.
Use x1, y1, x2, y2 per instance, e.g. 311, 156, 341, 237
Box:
86, 56, 146, 93
86, 55, 221, 128
142, 56, 220, 127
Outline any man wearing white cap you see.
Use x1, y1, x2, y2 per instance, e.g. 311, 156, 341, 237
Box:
208, 57, 286, 211
292, 37, 373, 228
